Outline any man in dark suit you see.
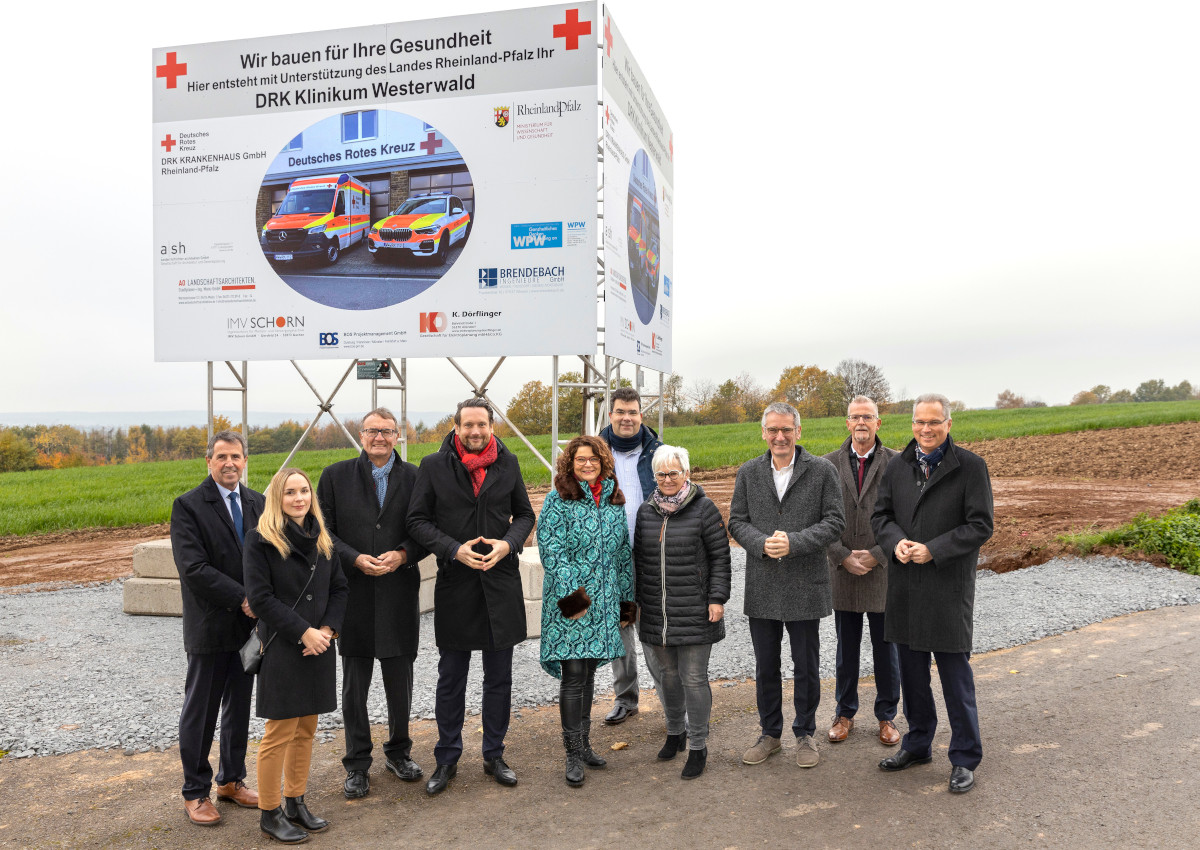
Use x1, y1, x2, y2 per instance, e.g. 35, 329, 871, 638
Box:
316, 407, 428, 800
408, 398, 536, 796
171, 430, 264, 826
872, 393, 994, 794
822, 396, 902, 747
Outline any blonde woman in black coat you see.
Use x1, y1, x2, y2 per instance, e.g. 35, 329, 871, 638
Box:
244, 467, 348, 844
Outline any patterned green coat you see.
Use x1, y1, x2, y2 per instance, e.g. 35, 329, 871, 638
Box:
536, 479, 634, 678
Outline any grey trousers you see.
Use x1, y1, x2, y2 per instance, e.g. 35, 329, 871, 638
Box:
644, 643, 713, 750
611, 623, 666, 708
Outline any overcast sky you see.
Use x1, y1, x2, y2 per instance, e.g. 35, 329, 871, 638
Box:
2, 0, 1196, 423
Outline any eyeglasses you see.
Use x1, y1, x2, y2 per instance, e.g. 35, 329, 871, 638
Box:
654, 470, 684, 481
847, 414, 877, 422
912, 419, 947, 427
764, 428, 796, 437
574, 457, 600, 467
362, 428, 399, 438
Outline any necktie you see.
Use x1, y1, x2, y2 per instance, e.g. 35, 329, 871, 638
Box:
857, 457, 866, 493
229, 492, 244, 542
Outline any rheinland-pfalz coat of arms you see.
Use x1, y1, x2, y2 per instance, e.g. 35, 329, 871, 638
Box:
494, 106, 510, 128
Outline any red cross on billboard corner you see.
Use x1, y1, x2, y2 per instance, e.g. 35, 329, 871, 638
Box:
156, 52, 188, 89
604, 16, 613, 56
421, 132, 443, 155
161, 134, 177, 153
553, 8, 592, 51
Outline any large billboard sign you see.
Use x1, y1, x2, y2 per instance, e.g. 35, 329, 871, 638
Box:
153, 4, 602, 361
601, 7, 673, 372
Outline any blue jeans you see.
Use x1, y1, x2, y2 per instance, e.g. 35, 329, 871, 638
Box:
748, 617, 820, 739
644, 643, 712, 749
833, 610, 900, 721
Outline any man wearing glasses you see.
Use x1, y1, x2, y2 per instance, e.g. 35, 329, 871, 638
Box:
729, 402, 845, 769
872, 393, 993, 793
316, 407, 428, 799
598, 387, 663, 725
822, 396, 901, 748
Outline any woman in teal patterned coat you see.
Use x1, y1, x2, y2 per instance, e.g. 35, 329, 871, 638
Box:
537, 435, 635, 787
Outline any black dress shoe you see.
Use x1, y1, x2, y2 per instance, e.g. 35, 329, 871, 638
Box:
483, 756, 518, 787
260, 806, 308, 844
284, 796, 329, 832
604, 704, 638, 725
425, 763, 457, 796
879, 749, 934, 772
949, 765, 975, 793
343, 769, 369, 799
385, 756, 423, 782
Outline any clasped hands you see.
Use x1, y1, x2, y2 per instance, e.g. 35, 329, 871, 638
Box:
301, 625, 335, 656
842, 550, 879, 575
763, 530, 790, 560
354, 549, 407, 576
455, 538, 512, 571
894, 539, 932, 564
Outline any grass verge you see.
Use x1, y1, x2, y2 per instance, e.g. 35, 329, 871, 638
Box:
2, 400, 1198, 537
1059, 500, 1200, 574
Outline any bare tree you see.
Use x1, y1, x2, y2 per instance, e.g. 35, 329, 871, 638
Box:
835, 359, 891, 407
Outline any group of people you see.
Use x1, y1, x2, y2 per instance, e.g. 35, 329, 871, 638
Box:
170, 388, 993, 842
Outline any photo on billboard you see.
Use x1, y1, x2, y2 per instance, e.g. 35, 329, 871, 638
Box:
256, 109, 474, 311
626, 149, 660, 325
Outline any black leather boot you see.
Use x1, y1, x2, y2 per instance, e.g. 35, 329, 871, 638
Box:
658, 733, 687, 760
260, 806, 309, 844
563, 731, 585, 787
579, 722, 607, 767
284, 795, 329, 832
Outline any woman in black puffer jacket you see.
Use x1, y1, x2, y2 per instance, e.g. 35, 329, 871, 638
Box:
633, 445, 731, 779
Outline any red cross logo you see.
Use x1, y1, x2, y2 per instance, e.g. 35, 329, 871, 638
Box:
156, 52, 188, 89
553, 8, 591, 51
160, 134, 177, 153
604, 16, 613, 56
420, 132, 443, 155
605, 106, 609, 124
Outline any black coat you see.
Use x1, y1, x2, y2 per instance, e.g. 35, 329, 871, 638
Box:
633, 484, 732, 647
407, 432, 536, 652
243, 521, 348, 720
872, 436, 994, 654
317, 451, 428, 659
170, 476, 264, 654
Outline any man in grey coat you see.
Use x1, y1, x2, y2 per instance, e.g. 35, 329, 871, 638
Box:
729, 402, 845, 769
872, 393, 993, 794
822, 396, 901, 748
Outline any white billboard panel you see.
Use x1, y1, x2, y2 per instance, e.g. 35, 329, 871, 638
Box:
601, 7, 673, 372
153, 3, 601, 361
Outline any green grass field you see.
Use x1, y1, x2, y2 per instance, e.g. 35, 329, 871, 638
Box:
2, 400, 1197, 537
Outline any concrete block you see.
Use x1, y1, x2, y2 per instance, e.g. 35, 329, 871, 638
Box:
132, 538, 178, 579
419, 576, 435, 615
518, 548, 544, 600
417, 553, 438, 582
123, 577, 183, 617
524, 597, 542, 638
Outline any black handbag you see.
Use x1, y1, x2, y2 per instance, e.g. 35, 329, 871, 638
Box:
239, 567, 317, 675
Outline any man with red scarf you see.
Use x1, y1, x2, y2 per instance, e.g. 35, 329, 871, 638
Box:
408, 398, 536, 796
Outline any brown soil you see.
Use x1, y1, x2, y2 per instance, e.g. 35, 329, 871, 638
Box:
1, 423, 1196, 593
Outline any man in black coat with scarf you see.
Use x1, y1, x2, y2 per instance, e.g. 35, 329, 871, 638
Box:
408, 398, 536, 795
872, 393, 994, 794
316, 407, 429, 800
171, 430, 263, 826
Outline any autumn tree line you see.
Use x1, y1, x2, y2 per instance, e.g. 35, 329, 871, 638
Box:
2, 364, 1195, 473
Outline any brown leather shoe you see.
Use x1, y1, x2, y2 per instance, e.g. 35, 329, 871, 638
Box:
879, 719, 901, 746
184, 797, 221, 826
216, 780, 259, 808
827, 716, 853, 743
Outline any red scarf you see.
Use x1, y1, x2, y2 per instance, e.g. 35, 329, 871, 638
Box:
454, 433, 499, 496
588, 479, 603, 505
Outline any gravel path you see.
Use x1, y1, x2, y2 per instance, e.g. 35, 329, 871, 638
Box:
2, 553, 1198, 759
